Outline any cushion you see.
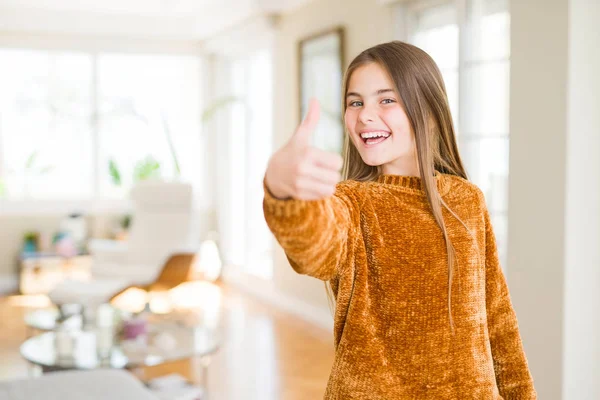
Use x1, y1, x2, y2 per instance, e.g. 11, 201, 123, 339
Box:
0, 369, 158, 400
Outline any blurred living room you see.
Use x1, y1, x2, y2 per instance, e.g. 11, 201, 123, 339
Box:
0, 0, 598, 399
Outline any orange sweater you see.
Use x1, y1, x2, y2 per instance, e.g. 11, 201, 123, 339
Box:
263, 173, 536, 399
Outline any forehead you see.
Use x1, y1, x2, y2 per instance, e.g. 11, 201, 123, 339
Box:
347, 62, 394, 92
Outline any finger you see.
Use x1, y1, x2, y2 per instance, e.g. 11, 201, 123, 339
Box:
293, 177, 336, 199
302, 98, 320, 131
294, 98, 320, 146
301, 163, 341, 186
308, 148, 344, 171
296, 187, 335, 200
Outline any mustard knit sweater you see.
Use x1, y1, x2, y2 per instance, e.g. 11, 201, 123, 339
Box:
263, 172, 536, 399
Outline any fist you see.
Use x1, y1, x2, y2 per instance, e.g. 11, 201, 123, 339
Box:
265, 99, 344, 200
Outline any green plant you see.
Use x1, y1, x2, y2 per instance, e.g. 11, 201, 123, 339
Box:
159, 96, 242, 178
25, 150, 54, 175
22, 231, 39, 253
105, 96, 242, 187
133, 155, 161, 182
120, 214, 131, 230
107, 155, 161, 187
17, 150, 55, 196
108, 158, 122, 186
23, 231, 38, 242
201, 96, 241, 124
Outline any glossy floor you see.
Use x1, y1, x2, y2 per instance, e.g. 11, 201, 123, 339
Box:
0, 284, 335, 400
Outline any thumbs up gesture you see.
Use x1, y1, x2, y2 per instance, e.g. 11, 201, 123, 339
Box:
265, 99, 344, 200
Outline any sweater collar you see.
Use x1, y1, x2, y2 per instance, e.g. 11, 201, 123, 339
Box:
376, 171, 449, 195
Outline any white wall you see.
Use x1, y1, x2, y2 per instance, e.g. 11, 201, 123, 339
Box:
510, 0, 600, 398
563, 0, 600, 398
0, 216, 64, 291
509, 0, 568, 397
0, 214, 121, 293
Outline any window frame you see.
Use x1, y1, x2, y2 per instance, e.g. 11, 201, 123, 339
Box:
398, 0, 511, 268
214, 49, 275, 281
0, 36, 203, 216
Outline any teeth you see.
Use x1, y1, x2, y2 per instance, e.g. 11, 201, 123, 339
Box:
360, 131, 391, 139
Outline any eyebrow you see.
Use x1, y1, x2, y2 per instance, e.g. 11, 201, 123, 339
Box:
346, 88, 395, 98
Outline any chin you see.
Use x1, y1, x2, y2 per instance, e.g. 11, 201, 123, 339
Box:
358, 152, 387, 167
362, 158, 384, 167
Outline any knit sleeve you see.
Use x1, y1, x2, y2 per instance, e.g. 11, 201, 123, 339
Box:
483, 203, 537, 399
262, 179, 361, 281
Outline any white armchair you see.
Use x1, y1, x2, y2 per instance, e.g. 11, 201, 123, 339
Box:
49, 180, 200, 307
90, 180, 200, 284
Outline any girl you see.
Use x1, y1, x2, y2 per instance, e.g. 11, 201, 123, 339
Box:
263, 41, 536, 399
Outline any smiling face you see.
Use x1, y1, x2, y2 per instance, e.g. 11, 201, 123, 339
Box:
344, 62, 418, 176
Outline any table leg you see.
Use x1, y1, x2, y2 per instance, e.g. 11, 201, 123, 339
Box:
200, 355, 211, 399
25, 325, 36, 340
26, 361, 34, 377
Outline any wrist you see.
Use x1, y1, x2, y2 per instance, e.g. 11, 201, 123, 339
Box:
264, 177, 290, 200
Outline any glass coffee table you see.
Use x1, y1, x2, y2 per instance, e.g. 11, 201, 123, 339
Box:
20, 320, 220, 392
24, 306, 84, 336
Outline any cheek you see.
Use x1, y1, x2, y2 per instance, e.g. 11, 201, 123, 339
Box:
343, 110, 353, 130
344, 111, 364, 148
381, 107, 408, 132
381, 107, 411, 134
344, 110, 359, 137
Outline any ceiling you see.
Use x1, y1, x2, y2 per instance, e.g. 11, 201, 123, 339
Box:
0, 0, 310, 40
0, 0, 231, 16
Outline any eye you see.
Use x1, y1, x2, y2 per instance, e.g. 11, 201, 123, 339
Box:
348, 100, 363, 107
381, 98, 396, 104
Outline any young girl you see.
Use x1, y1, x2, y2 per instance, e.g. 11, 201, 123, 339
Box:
263, 41, 536, 399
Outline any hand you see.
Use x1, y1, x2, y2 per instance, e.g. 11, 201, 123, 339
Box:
265, 99, 344, 200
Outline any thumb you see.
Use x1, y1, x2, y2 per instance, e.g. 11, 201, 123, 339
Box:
294, 98, 320, 146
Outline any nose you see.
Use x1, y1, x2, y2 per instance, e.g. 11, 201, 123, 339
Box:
358, 104, 376, 124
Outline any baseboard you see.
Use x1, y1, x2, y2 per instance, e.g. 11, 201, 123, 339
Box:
0, 274, 18, 295
223, 268, 334, 332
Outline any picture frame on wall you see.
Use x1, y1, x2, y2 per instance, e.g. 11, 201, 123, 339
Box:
298, 26, 345, 154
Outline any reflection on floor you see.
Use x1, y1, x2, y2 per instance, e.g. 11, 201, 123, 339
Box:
0, 283, 335, 400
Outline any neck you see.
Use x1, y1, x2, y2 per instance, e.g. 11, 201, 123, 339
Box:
381, 155, 420, 177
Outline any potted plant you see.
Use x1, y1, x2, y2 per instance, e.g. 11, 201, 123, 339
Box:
22, 231, 39, 254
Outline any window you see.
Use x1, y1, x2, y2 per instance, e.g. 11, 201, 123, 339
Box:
403, 0, 511, 268
97, 54, 202, 199
244, 50, 274, 279
219, 49, 274, 280
0, 50, 94, 200
0, 49, 202, 204
411, 4, 460, 128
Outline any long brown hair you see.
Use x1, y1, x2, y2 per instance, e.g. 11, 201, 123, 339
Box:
327, 41, 468, 331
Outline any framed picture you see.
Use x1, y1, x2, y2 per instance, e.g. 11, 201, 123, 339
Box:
298, 27, 345, 154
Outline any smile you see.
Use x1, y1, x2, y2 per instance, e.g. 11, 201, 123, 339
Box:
359, 131, 391, 146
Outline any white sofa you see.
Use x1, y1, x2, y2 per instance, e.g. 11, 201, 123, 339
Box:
49, 180, 200, 307
0, 369, 159, 400
89, 179, 201, 285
